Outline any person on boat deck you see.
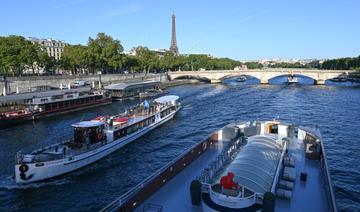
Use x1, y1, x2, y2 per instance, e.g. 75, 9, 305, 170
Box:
143, 100, 150, 114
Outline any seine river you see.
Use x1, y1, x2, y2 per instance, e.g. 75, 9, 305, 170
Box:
0, 77, 359, 211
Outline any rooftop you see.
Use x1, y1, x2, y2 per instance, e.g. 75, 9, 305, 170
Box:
72, 121, 104, 128
154, 95, 179, 104
220, 135, 283, 194
104, 81, 160, 91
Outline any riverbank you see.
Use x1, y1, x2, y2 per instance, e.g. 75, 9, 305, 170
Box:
0, 78, 200, 108
0, 73, 167, 95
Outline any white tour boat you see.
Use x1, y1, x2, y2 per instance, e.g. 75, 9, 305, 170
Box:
15, 95, 181, 183
287, 75, 298, 84
102, 120, 336, 212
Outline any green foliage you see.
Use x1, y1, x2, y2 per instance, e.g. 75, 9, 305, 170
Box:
10, 32, 360, 76
0, 35, 52, 76
0, 33, 242, 75
133, 46, 158, 73
122, 55, 140, 72
245, 62, 263, 69
320, 56, 360, 70
86, 33, 124, 74
166, 54, 241, 71
60, 45, 87, 74
269, 62, 307, 69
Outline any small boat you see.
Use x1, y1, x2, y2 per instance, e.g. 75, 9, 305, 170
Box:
14, 95, 181, 183
236, 76, 247, 82
287, 75, 298, 84
329, 77, 347, 82
102, 120, 336, 212
0, 90, 111, 126
0, 109, 35, 126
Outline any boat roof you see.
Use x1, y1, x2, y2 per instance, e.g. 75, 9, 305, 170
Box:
222, 135, 283, 194
71, 121, 104, 128
154, 95, 179, 104
104, 81, 160, 91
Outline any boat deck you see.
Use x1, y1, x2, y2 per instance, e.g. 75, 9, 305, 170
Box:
133, 134, 332, 212
33, 141, 106, 162
275, 137, 329, 211
135, 141, 229, 212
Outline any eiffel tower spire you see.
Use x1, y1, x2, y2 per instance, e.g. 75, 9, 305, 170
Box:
169, 13, 179, 55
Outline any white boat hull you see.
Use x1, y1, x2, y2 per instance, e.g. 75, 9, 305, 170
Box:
15, 109, 179, 183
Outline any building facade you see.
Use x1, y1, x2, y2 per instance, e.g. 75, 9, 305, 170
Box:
28, 37, 66, 60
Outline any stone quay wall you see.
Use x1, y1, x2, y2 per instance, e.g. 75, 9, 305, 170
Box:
0, 73, 168, 94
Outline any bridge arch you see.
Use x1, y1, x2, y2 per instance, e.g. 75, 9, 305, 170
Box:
171, 74, 211, 82
218, 73, 263, 82
168, 69, 350, 85
267, 74, 317, 82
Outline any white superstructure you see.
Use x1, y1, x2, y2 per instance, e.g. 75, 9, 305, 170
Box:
101, 120, 336, 212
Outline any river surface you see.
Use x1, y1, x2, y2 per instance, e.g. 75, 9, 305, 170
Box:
0, 77, 359, 212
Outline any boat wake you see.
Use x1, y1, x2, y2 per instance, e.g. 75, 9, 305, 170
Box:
0, 175, 71, 190
181, 104, 192, 110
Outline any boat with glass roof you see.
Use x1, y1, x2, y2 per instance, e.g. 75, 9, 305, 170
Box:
102, 120, 336, 212
14, 95, 181, 183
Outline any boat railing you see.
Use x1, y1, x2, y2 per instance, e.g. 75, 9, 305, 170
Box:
208, 184, 257, 209
103, 146, 193, 209
271, 140, 287, 193
110, 104, 175, 131
317, 130, 337, 212
299, 127, 337, 212
16, 139, 72, 164
198, 136, 244, 184
101, 132, 218, 212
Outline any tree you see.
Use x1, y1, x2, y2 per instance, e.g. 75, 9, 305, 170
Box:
60, 44, 87, 75
320, 56, 360, 70
0, 35, 49, 76
245, 62, 263, 69
86, 32, 124, 74
134, 46, 158, 74
122, 55, 140, 73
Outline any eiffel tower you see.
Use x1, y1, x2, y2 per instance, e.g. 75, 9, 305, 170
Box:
169, 13, 179, 55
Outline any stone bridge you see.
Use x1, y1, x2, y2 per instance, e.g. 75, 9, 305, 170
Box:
168, 68, 353, 84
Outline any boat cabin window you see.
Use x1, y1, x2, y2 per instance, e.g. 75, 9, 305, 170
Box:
269, 124, 278, 134
74, 126, 104, 144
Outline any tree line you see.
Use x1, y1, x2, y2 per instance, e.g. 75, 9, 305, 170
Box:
1, 33, 359, 76
60, 33, 244, 74
0, 33, 243, 76
0, 35, 55, 76
319, 56, 360, 70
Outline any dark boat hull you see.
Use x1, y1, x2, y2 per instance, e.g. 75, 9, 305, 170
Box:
0, 114, 35, 126
0, 97, 112, 127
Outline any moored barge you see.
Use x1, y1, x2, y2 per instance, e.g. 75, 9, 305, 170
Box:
0, 90, 111, 126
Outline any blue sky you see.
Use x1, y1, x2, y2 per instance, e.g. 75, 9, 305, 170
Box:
0, 0, 359, 60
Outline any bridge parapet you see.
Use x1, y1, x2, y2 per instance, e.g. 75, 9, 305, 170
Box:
168, 68, 353, 84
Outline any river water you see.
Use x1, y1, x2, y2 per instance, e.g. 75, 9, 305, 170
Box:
0, 77, 359, 211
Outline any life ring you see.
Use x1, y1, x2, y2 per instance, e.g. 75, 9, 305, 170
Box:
97, 133, 103, 140
202, 142, 207, 151
19, 164, 29, 173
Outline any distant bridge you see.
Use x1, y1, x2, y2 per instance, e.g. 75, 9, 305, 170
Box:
168, 68, 354, 84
